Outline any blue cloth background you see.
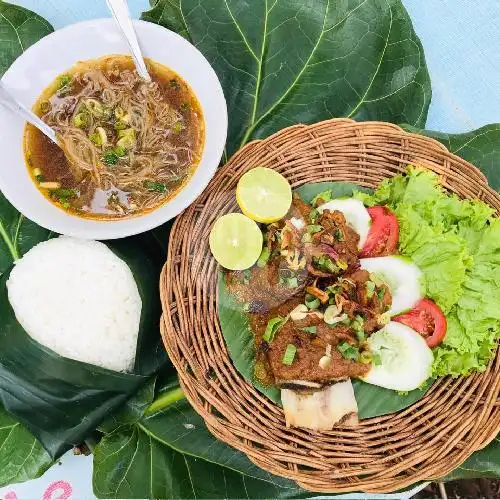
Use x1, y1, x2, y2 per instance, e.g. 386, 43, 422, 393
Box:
11, 0, 500, 134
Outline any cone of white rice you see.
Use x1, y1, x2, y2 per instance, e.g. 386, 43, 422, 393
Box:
6, 236, 141, 372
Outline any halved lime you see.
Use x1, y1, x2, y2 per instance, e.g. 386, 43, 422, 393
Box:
209, 213, 263, 270
236, 167, 292, 223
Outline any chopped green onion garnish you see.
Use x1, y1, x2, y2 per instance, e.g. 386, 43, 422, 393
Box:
102, 151, 120, 165
360, 350, 372, 364
300, 326, 317, 334
305, 293, 320, 310
144, 181, 168, 193
335, 229, 344, 241
356, 329, 366, 342
242, 269, 251, 285
57, 74, 72, 94
306, 225, 323, 234
114, 106, 125, 119
257, 247, 270, 268
301, 232, 312, 243
113, 146, 126, 157
89, 131, 102, 146
72, 113, 88, 128
263, 316, 286, 343
117, 128, 135, 149
180, 102, 191, 111
58, 74, 71, 89
376, 287, 386, 301
366, 281, 376, 299
337, 341, 359, 361
170, 79, 181, 90
85, 99, 105, 117
286, 276, 298, 288
351, 315, 365, 340
309, 208, 318, 223
311, 190, 332, 206
370, 272, 385, 287
312, 255, 338, 273
114, 120, 128, 130
52, 188, 77, 198
172, 121, 185, 133
336, 259, 348, 270
282, 344, 297, 365
372, 353, 382, 366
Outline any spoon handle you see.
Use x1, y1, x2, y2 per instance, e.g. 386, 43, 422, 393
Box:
106, 0, 151, 82
0, 81, 57, 143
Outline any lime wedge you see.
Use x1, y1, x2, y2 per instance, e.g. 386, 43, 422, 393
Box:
209, 213, 263, 270
236, 167, 292, 223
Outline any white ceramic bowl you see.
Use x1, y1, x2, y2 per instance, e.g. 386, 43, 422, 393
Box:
0, 19, 227, 239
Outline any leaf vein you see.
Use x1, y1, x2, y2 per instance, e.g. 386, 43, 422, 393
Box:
347, 0, 393, 118
223, 0, 259, 61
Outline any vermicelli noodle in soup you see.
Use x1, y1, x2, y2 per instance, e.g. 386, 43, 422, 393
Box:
24, 55, 205, 219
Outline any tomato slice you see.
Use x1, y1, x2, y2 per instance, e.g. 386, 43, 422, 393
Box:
393, 298, 447, 348
360, 206, 399, 257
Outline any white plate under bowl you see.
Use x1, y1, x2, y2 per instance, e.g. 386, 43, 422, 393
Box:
0, 19, 227, 240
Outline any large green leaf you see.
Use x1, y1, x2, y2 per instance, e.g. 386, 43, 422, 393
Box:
0, 1, 53, 76
0, 0, 54, 276
0, 405, 52, 487
218, 182, 431, 419
0, 238, 167, 459
404, 124, 500, 191
445, 438, 500, 480
142, 398, 297, 485
93, 379, 309, 499
143, 0, 431, 155
0, 193, 51, 277
94, 428, 306, 499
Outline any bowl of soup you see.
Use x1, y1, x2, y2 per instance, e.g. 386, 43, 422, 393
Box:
0, 19, 227, 239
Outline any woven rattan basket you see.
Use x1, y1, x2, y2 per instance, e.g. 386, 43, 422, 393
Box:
160, 119, 500, 493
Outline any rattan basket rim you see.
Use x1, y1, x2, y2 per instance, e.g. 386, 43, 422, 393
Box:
159, 118, 500, 494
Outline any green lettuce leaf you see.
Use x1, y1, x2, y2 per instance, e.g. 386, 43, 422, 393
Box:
433, 220, 500, 376
361, 167, 499, 377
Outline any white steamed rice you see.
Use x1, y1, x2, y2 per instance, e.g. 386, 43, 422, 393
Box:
7, 236, 142, 372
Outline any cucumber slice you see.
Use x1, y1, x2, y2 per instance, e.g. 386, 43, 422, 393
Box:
317, 198, 371, 248
360, 256, 423, 316
361, 322, 433, 391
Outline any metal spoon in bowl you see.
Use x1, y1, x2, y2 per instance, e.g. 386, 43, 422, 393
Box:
0, 0, 150, 147
0, 81, 57, 143
105, 0, 151, 82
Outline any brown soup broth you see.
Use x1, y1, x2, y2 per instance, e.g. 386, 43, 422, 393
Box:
24, 55, 205, 219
